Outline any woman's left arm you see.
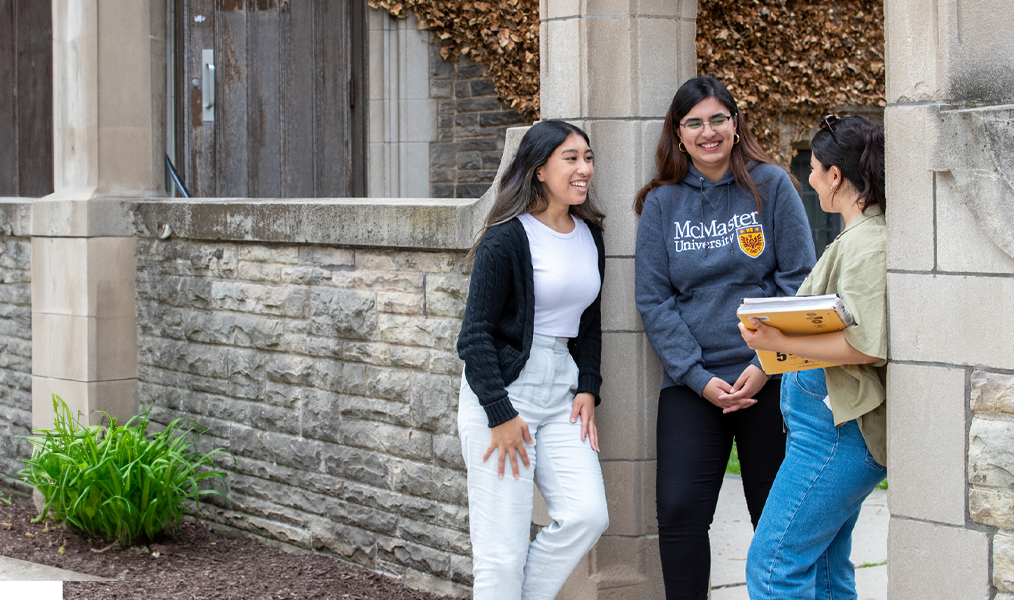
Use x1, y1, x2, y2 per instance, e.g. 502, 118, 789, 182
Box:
738, 319, 881, 365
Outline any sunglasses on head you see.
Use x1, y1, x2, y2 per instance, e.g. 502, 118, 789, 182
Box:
819, 114, 845, 145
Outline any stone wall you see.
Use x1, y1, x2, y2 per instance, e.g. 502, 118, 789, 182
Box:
135, 235, 473, 596
429, 46, 530, 199
0, 234, 32, 485
969, 372, 1014, 596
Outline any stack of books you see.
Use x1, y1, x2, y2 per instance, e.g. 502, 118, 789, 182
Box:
737, 294, 855, 375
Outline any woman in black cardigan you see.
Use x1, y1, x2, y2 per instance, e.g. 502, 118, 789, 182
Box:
456, 120, 609, 600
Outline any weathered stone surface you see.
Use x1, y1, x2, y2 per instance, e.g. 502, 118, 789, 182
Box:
239, 245, 299, 264
970, 487, 1014, 529
211, 282, 308, 318
0, 235, 32, 476
411, 373, 457, 433
997, 533, 1014, 593
309, 287, 377, 340
343, 419, 433, 462
969, 417, 1014, 489
971, 371, 1014, 414
135, 238, 472, 587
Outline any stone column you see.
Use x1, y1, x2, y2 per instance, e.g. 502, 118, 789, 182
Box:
538, 1, 697, 597
31, 0, 165, 428
884, 1, 1014, 598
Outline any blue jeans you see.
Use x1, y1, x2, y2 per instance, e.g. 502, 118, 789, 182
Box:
746, 368, 886, 600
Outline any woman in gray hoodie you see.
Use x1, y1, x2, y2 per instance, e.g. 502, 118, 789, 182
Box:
633, 77, 816, 599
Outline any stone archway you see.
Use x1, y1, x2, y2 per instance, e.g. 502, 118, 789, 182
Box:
535, 1, 1014, 598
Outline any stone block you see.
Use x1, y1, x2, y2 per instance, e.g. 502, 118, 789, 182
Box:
300, 388, 343, 443
32, 236, 136, 318
883, 0, 941, 103
322, 445, 392, 488
596, 333, 661, 461
411, 372, 457, 433
636, 16, 692, 118
971, 370, 1014, 413
230, 426, 323, 472
887, 273, 1014, 369
344, 341, 394, 366
31, 376, 137, 429
584, 534, 665, 598
936, 171, 1014, 274
584, 119, 664, 256
540, 19, 582, 119
365, 366, 413, 402
309, 518, 377, 566
238, 245, 299, 264
969, 416, 1014, 489
339, 394, 413, 427
886, 364, 966, 524
601, 256, 638, 333
237, 260, 283, 283
391, 459, 467, 505
333, 270, 424, 292
31, 312, 137, 381
884, 105, 936, 271
184, 312, 284, 349
600, 459, 656, 536
397, 515, 471, 554
969, 487, 1014, 529
309, 287, 377, 340
377, 290, 425, 315
389, 346, 430, 369
887, 518, 990, 600
297, 246, 354, 268
211, 281, 308, 318
433, 433, 465, 470
377, 534, 455, 581
379, 314, 460, 352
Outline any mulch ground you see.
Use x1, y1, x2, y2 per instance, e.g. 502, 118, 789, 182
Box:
0, 496, 455, 600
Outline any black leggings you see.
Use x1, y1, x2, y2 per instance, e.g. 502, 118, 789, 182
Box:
655, 380, 785, 600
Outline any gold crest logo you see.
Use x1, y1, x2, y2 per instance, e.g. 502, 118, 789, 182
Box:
737, 225, 765, 258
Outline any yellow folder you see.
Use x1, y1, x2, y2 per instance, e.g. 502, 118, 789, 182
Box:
737, 294, 854, 375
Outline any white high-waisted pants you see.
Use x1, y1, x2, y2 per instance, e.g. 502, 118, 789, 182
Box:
458, 334, 609, 600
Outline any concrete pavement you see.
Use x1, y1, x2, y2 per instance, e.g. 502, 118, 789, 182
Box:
0, 554, 106, 581
710, 474, 888, 599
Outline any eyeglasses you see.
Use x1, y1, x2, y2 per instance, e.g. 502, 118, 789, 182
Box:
819, 114, 841, 144
679, 114, 735, 137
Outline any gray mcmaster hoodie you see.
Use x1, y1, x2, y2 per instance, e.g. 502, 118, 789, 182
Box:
635, 162, 816, 395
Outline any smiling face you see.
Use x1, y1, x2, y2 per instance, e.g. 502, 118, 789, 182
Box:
535, 133, 594, 210
678, 97, 738, 182
809, 153, 840, 214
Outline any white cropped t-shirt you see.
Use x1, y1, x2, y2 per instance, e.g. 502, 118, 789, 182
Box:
518, 213, 600, 338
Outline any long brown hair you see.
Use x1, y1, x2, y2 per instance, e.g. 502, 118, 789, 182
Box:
633, 77, 795, 215
467, 120, 606, 259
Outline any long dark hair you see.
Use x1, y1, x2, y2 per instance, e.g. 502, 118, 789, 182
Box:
811, 115, 885, 213
467, 120, 606, 259
633, 77, 789, 215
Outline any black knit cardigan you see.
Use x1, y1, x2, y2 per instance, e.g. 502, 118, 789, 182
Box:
456, 217, 605, 428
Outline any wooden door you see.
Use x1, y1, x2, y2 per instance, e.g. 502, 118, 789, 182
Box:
0, 0, 53, 198
174, 0, 365, 198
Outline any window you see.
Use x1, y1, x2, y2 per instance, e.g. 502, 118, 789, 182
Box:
790, 149, 842, 259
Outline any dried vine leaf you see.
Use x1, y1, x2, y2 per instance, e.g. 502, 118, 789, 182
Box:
369, 0, 541, 121
368, 0, 885, 166
697, 0, 885, 166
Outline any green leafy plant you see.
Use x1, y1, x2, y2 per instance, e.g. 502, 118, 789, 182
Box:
19, 395, 230, 546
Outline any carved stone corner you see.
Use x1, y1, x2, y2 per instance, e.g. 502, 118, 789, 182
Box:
933, 105, 1014, 259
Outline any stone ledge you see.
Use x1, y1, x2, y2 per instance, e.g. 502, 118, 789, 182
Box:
132, 197, 484, 251
0, 199, 33, 237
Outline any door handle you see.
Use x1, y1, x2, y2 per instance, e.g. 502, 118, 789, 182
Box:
202, 49, 215, 122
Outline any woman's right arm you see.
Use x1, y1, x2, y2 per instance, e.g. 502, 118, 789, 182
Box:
634, 195, 715, 397
458, 234, 519, 427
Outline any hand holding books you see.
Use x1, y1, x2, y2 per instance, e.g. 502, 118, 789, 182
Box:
736, 294, 855, 375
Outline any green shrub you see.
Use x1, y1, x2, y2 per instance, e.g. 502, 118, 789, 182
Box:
20, 395, 229, 546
